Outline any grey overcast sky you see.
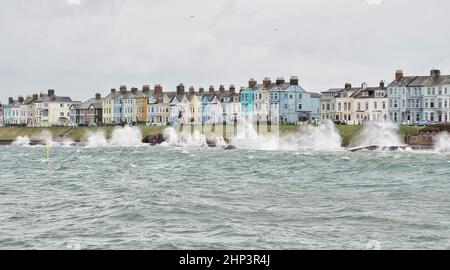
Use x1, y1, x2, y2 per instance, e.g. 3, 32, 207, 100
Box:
1, 0, 450, 103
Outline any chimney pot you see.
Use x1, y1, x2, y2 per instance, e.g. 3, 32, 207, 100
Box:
379, 80, 385, 89
248, 78, 257, 88
219, 85, 225, 93
142, 85, 150, 93
209, 85, 215, 93
229, 85, 236, 94
290, 75, 299, 86
95, 93, 101, 100
120, 85, 127, 93
48, 89, 55, 97
345, 83, 352, 90
8, 97, 13, 104
189, 86, 195, 94
395, 70, 404, 81
199, 87, 205, 94
176, 83, 185, 95
431, 69, 441, 78
276, 76, 285, 86
154, 84, 163, 94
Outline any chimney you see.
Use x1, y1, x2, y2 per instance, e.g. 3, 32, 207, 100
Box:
290, 75, 299, 86
131, 87, 138, 94
48, 89, 55, 97
379, 80, 385, 89
199, 87, 205, 94
32, 93, 39, 100
95, 93, 101, 100
219, 85, 225, 93
431, 69, 441, 78
248, 78, 257, 88
361, 82, 368, 89
189, 86, 195, 95
176, 83, 185, 95
142, 85, 150, 93
276, 76, 285, 86
345, 83, 352, 90
8, 97, 13, 104
18, 96, 24, 103
263, 77, 272, 87
229, 85, 236, 94
395, 70, 404, 81
154, 84, 163, 94
120, 85, 127, 94
111, 88, 116, 94
209, 85, 215, 93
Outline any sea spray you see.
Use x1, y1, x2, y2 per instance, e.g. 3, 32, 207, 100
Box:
32, 130, 53, 144
231, 122, 280, 151
350, 121, 403, 147
109, 126, 143, 147
434, 132, 450, 153
161, 127, 208, 147
84, 131, 108, 147
231, 121, 343, 151
281, 121, 343, 151
12, 136, 31, 146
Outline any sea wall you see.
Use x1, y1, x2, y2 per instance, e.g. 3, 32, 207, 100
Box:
0, 125, 423, 146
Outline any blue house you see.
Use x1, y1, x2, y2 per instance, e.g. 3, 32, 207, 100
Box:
270, 76, 320, 124
240, 79, 256, 121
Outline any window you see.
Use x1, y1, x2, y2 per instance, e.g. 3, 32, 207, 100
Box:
382, 102, 386, 109
430, 100, 434, 108
365, 102, 369, 110
357, 102, 361, 110
298, 104, 302, 110
374, 102, 378, 110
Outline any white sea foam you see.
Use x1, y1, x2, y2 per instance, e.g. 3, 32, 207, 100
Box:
12, 136, 31, 146
109, 126, 143, 147
231, 121, 343, 151
80, 126, 143, 147
351, 121, 403, 147
434, 132, 450, 153
161, 127, 207, 147
84, 131, 108, 148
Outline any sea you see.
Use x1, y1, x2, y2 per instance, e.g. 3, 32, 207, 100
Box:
0, 123, 449, 250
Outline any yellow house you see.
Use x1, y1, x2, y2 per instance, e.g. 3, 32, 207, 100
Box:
135, 85, 151, 123
188, 86, 202, 124
102, 88, 115, 124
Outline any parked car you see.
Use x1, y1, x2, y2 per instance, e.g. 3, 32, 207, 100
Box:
415, 121, 432, 126
334, 120, 347, 125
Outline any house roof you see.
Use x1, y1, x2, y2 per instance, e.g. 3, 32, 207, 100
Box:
388, 73, 450, 87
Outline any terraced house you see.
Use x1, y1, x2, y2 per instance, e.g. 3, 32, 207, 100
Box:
270, 76, 320, 124
388, 69, 450, 124
0, 103, 3, 125
320, 81, 387, 125
69, 93, 103, 126
148, 84, 170, 125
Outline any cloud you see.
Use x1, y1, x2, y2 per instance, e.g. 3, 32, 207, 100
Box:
66, 0, 82, 5
366, 0, 382, 5
1, 0, 450, 103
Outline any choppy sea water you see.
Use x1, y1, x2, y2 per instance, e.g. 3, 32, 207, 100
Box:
0, 145, 449, 250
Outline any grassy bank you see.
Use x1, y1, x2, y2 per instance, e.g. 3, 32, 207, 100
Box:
0, 125, 423, 145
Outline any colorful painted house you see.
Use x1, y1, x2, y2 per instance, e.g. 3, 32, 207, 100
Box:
136, 85, 151, 124
240, 79, 256, 121
102, 89, 116, 124
169, 84, 190, 125
271, 76, 320, 124
188, 86, 202, 124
